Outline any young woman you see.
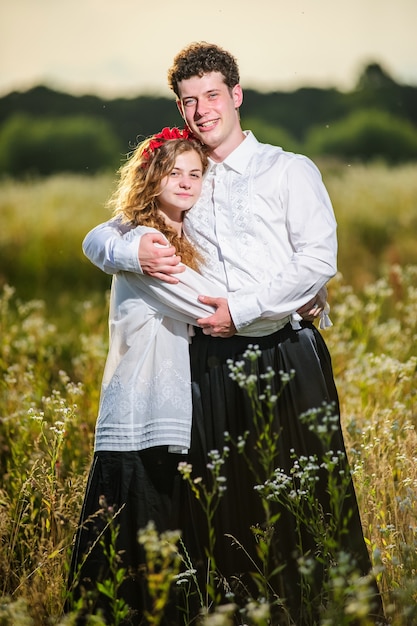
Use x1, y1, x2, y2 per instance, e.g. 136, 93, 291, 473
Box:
66, 128, 226, 625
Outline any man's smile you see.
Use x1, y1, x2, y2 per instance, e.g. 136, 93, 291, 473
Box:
197, 119, 219, 129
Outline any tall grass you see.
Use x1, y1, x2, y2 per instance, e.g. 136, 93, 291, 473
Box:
1, 269, 416, 624
323, 162, 417, 287
0, 173, 115, 301
0, 285, 108, 623
0, 162, 416, 299
0, 166, 416, 623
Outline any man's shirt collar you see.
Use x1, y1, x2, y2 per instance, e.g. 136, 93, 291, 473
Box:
208, 131, 259, 174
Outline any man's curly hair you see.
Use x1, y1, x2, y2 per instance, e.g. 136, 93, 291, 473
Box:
167, 42, 240, 97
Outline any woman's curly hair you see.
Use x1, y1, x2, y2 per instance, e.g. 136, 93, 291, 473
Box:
167, 42, 240, 97
107, 136, 208, 271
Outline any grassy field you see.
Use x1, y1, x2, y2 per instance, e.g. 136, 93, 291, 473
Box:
1, 161, 417, 301
0, 164, 416, 624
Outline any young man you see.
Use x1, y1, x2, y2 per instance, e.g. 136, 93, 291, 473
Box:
83, 43, 384, 624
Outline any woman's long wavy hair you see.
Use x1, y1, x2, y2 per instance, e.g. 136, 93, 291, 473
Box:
108, 136, 208, 271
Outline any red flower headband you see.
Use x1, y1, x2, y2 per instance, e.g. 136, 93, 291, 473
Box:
142, 126, 195, 162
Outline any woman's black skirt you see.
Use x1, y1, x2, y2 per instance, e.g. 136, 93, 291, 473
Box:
66, 447, 185, 625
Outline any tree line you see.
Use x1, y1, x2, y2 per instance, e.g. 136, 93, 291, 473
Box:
1, 62, 417, 176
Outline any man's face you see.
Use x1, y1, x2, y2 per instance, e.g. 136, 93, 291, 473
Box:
177, 71, 244, 159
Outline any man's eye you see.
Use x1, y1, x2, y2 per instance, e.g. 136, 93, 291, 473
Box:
183, 98, 196, 107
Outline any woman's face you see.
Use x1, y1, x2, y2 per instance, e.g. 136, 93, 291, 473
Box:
158, 150, 204, 223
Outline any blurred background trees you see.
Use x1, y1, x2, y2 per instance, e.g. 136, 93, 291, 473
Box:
0, 62, 417, 176
0, 114, 121, 176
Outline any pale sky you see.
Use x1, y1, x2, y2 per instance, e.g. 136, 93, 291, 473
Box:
1, 0, 416, 98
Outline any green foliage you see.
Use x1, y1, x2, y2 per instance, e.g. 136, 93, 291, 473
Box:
1, 62, 417, 172
244, 86, 349, 143
306, 109, 417, 163
356, 62, 397, 90
138, 523, 182, 626
178, 448, 229, 611
240, 116, 300, 152
0, 114, 122, 176
0, 85, 180, 155
94, 509, 130, 626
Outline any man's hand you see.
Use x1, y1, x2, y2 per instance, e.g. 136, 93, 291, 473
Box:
297, 285, 328, 321
197, 296, 237, 338
139, 233, 185, 284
